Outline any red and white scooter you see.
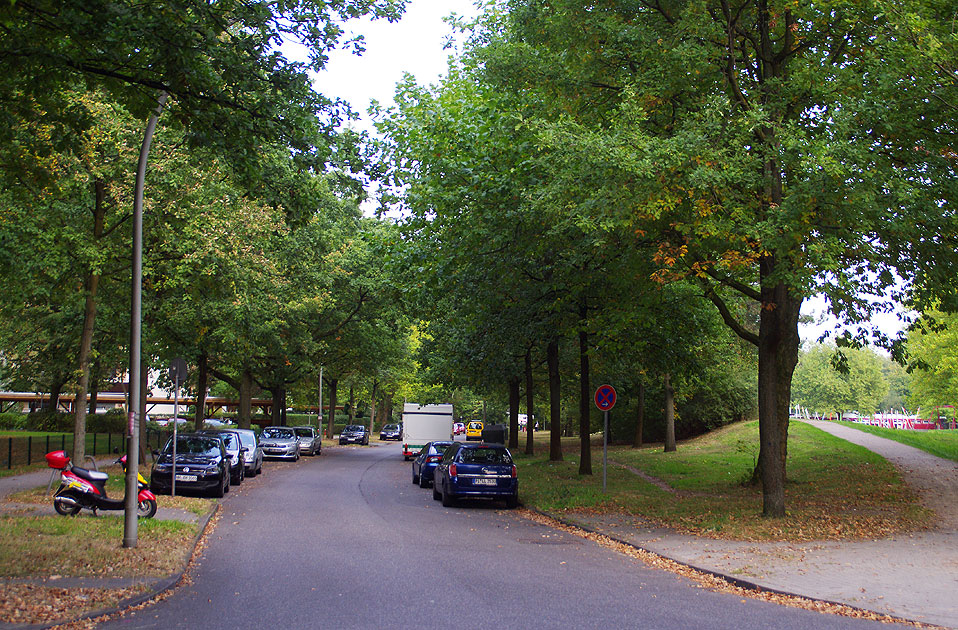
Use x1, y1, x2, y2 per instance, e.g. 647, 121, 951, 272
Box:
45, 450, 157, 518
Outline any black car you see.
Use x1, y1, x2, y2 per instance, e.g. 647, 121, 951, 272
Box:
150, 433, 231, 497
411, 440, 455, 488
197, 429, 246, 485
379, 423, 402, 441
340, 424, 369, 445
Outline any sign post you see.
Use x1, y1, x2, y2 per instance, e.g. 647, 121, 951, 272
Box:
594, 384, 617, 492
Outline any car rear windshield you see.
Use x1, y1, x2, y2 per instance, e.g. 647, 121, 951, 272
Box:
431, 442, 454, 453
460, 448, 512, 464
262, 428, 294, 439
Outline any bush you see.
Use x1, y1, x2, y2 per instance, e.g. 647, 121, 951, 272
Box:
87, 411, 127, 433
0, 412, 28, 430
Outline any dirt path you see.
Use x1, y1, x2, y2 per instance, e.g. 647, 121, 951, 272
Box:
803, 420, 958, 530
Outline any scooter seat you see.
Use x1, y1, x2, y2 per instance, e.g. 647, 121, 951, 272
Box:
71, 467, 109, 482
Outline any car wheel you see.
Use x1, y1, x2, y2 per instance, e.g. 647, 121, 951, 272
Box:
505, 494, 519, 509
412, 470, 419, 485
212, 475, 226, 498
432, 484, 441, 501
419, 474, 429, 489
441, 485, 455, 507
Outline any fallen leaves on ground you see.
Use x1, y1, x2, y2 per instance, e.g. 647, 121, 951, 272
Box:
0, 583, 145, 624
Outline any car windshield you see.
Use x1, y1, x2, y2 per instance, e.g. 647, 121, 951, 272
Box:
383, 424, 398, 431
236, 432, 256, 447
166, 437, 220, 455
460, 447, 512, 465
216, 433, 236, 448
345, 425, 364, 432
294, 428, 313, 437
262, 428, 294, 439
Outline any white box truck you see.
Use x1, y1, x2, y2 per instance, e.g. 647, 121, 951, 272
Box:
402, 403, 454, 460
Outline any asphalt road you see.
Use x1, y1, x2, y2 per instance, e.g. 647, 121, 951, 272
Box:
97, 442, 914, 630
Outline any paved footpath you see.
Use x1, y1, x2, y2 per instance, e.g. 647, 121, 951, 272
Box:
567, 420, 958, 629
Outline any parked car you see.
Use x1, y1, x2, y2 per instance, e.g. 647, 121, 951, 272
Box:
453, 422, 465, 436
293, 426, 322, 456
411, 440, 455, 488
339, 424, 369, 445
232, 428, 263, 476
465, 421, 484, 441
197, 430, 245, 485
260, 426, 301, 461
433, 442, 518, 508
379, 423, 402, 441
150, 433, 231, 497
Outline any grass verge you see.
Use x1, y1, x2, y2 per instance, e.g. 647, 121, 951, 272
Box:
824, 422, 958, 462
0, 461, 214, 624
513, 420, 933, 542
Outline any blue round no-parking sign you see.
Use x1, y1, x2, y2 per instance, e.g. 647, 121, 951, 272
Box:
594, 384, 616, 411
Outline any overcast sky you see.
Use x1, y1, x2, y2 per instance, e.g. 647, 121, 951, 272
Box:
317, 1, 482, 131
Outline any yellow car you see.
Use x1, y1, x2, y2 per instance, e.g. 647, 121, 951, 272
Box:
465, 421, 484, 441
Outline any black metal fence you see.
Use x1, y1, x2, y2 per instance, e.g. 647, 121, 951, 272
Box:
2, 433, 128, 470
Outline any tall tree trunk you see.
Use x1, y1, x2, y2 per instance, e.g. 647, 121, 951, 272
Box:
631, 380, 645, 448
238, 368, 253, 429
269, 387, 286, 425
756, 272, 802, 517
578, 319, 592, 475
547, 338, 562, 462
327, 378, 339, 439
194, 353, 208, 430
73, 179, 108, 464
508, 377, 520, 449
524, 349, 534, 455
49, 379, 64, 414
87, 358, 101, 416
663, 373, 676, 452
348, 384, 355, 424
368, 380, 378, 436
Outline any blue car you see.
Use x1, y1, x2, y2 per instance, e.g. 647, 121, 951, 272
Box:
411, 441, 455, 488
432, 442, 518, 508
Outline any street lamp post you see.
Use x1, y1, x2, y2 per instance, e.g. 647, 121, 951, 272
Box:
124, 91, 168, 549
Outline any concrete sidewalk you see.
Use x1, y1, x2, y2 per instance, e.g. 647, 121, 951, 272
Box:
566, 421, 958, 628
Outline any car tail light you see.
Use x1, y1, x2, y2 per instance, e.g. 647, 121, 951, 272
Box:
449, 463, 457, 477
428, 455, 441, 463
511, 465, 517, 478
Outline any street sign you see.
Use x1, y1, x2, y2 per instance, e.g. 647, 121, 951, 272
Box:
594, 384, 616, 411
169, 358, 188, 383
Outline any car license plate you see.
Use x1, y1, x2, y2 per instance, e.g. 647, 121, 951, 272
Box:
473, 478, 496, 486
174, 474, 197, 482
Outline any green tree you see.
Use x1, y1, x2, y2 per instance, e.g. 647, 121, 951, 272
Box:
791, 344, 889, 417
477, 0, 958, 516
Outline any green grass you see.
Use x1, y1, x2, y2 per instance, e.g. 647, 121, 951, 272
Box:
0, 514, 198, 578
513, 421, 932, 542
827, 422, 958, 462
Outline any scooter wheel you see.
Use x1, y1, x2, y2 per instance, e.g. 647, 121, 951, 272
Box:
53, 498, 80, 516
137, 498, 157, 519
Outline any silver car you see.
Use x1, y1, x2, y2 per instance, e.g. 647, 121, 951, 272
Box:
259, 426, 301, 461
293, 426, 322, 456
233, 428, 264, 476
